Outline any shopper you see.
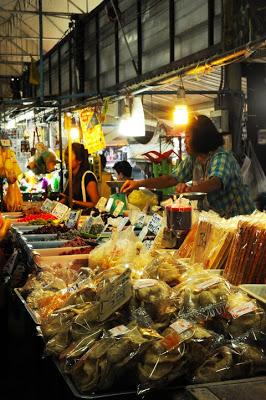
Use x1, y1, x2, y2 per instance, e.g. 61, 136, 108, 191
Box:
122, 115, 255, 218
113, 160, 132, 180
60, 143, 99, 209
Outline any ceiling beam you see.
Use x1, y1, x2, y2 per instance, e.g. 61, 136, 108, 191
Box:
0, 35, 60, 40
0, 8, 78, 17
0, 60, 29, 65
0, 53, 39, 57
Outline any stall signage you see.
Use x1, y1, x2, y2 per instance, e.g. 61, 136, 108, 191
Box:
81, 216, 94, 233
98, 269, 132, 321
51, 202, 70, 221
41, 198, 55, 213
66, 210, 81, 229
105, 198, 114, 212
147, 213, 162, 235
117, 217, 129, 232
144, 240, 154, 250
138, 226, 148, 242
113, 200, 125, 217
135, 213, 146, 229
96, 197, 108, 212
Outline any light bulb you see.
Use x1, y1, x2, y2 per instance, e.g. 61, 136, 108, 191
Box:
70, 127, 80, 141
173, 104, 189, 126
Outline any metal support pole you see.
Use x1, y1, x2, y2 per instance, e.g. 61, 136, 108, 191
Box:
68, 132, 73, 209
38, 0, 44, 101
58, 102, 64, 193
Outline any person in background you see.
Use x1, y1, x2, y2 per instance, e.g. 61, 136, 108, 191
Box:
60, 143, 99, 209
99, 154, 112, 198
113, 160, 132, 181
122, 115, 255, 218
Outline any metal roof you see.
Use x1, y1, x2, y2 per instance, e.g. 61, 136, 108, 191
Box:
0, 0, 102, 77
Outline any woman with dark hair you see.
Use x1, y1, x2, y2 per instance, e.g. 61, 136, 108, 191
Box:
122, 115, 254, 218
60, 143, 99, 209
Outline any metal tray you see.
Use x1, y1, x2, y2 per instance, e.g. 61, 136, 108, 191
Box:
14, 288, 40, 325
23, 233, 58, 241
181, 192, 207, 201
30, 240, 68, 249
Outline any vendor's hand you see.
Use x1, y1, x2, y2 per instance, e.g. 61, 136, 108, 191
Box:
175, 183, 190, 194
121, 180, 139, 193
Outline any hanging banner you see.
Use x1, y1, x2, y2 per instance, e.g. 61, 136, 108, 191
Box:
77, 108, 106, 154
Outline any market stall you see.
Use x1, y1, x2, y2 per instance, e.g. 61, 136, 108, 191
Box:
2, 195, 265, 399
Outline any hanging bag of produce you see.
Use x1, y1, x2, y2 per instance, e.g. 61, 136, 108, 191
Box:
4, 181, 23, 211
27, 143, 59, 175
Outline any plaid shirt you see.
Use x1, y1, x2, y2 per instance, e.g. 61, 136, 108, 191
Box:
172, 147, 255, 218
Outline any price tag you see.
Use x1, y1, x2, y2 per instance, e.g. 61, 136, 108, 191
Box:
105, 198, 114, 213
117, 217, 129, 232
66, 210, 81, 229
195, 277, 222, 292
41, 198, 55, 213
170, 319, 193, 334
98, 269, 132, 321
228, 301, 257, 319
138, 226, 148, 242
109, 325, 129, 337
51, 202, 70, 221
134, 212, 146, 229
113, 200, 125, 217
144, 240, 154, 250
133, 279, 158, 290
81, 216, 94, 233
0, 139, 11, 147
147, 213, 162, 235
96, 197, 108, 212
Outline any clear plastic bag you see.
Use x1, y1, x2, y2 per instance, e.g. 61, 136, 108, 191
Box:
193, 341, 266, 384
176, 271, 232, 319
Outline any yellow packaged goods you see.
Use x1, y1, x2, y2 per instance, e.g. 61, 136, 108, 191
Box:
4, 181, 23, 211
0, 147, 22, 181
128, 189, 157, 210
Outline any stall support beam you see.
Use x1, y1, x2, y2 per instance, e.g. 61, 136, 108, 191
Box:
96, 14, 100, 93
38, 0, 44, 101
208, 0, 215, 47
58, 103, 64, 193
169, 0, 175, 62
114, 0, 119, 85
137, 0, 142, 75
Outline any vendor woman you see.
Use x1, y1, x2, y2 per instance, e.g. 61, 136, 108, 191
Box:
122, 115, 254, 218
60, 143, 99, 209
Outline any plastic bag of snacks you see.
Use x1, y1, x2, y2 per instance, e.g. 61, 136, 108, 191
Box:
70, 322, 158, 393
128, 189, 157, 211
175, 271, 232, 319
27, 143, 59, 175
88, 227, 144, 271
193, 341, 266, 384
4, 181, 23, 211
138, 320, 219, 392
207, 291, 266, 340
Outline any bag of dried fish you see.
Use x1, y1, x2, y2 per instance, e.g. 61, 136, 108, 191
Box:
70, 322, 158, 393
175, 271, 231, 319
207, 291, 266, 340
193, 342, 266, 384
138, 319, 217, 391
133, 279, 179, 329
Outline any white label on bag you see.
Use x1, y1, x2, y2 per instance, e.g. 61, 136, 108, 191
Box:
51, 202, 69, 220
81, 216, 93, 232
0, 139, 11, 147
138, 226, 148, 242
170, 319, 193, 334
109, 325, 129, 337
147, 213, 162, 235
41, 198, 55, 213
195, 277, 222, 292
105, 198, 114, 212
228, 301, 257, 319
96, 197, 108, 212
133, 279, 158, 290
144, 240, 154, 250
117, 217, 129, 232
135, 213, 146, 228
113, 200, 125, 217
